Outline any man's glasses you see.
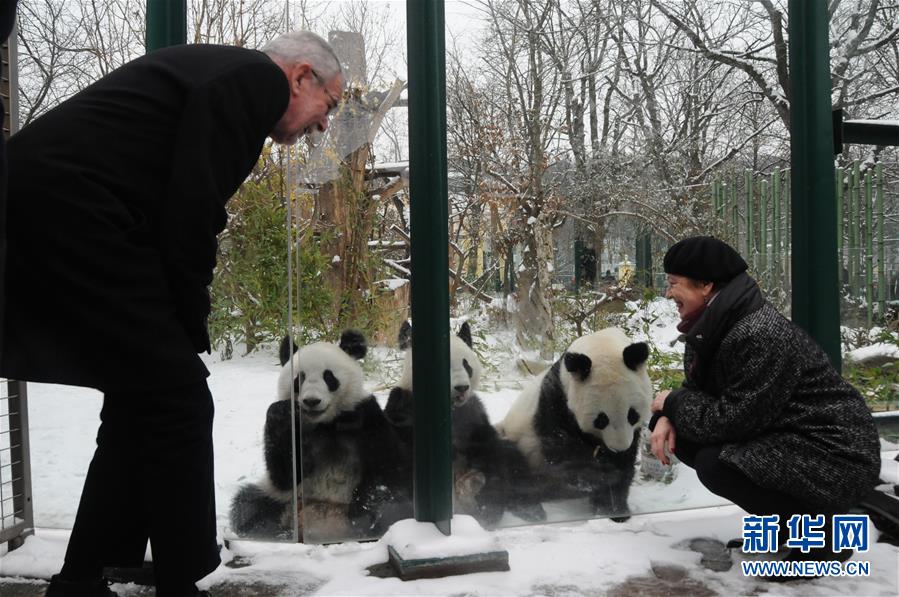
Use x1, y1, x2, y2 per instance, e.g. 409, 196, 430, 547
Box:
310, 69, 341, 116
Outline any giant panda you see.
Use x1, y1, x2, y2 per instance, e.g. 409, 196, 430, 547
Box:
497, 327, 651, 521
229, 330, 412, 541
384, 321, 546, 528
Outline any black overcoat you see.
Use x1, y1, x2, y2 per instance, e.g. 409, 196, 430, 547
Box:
662, 275, 881, 512
1, 44, 289, 391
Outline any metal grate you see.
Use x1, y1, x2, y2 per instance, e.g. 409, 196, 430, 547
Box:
0, 380, 33, 549
1, 27, 30, 551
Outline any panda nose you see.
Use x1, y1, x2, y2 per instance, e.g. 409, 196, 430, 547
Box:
454, 384, 469, 395
303, 397, 322, 408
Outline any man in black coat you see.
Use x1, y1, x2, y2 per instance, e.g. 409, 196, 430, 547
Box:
1, 31, 343, 597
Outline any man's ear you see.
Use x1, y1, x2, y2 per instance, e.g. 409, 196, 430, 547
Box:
290, 63, 312, 94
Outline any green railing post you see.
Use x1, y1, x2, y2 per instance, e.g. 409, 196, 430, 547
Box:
773, 168, 781, 286
146, 0, 187, 52
731, 175, 738, 250
877, 164, 886, 315
407, 0, 453, 535
760, 179, 768, 279
865, 170, 874, 326
852, 161, 861, 297
835, 166, 843, 285
574, 238, 584, 293
745, 170, 754, 260
789, 0, 840, 367
785, 169, 791, 285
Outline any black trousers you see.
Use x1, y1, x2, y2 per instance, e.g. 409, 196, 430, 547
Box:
61, 380, 220, 595
675, 438, 828, 541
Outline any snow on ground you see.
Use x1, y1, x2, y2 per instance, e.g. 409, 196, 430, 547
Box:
3, 502, 898, 596
4, 305, 899, 595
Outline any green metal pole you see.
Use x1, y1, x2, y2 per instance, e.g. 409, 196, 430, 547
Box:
407, 0, 453, 535
146, 0, 187, 52
865, 170, 874, 326
711, 180, 719, 236
745, 170, 754, 260
773, 169, 781, 286
574, 238, 583, 292
785, 169, 791, 287
789, 0, 840, 367
731, 175, 738, 250
878, 164, 886, 318
835, 166, 843, 285
760, 179, 768, 278
851, 161, 860, 297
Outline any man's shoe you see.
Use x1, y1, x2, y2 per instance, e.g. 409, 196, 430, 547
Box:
45, 574, 119, 596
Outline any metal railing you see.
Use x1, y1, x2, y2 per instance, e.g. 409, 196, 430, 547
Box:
0, 380, 33, 550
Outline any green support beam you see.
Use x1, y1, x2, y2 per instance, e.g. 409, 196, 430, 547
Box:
146, 0, 186, 52
407, 0, 453, 535
788, 0, 840, 368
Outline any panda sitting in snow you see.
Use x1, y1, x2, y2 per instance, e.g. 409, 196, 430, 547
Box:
384, 321, 546, 528
498, 328, 651, 521
229, 330, 412, 541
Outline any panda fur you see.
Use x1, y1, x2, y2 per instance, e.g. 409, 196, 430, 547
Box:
497, 327, 651, 521
384, 321, 546, 528
229, 330, 412, 540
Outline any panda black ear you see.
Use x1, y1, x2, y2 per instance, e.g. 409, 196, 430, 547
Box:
398, 320, 412, 350
339, 329, 368, 360
563, 352, 592, 381
458, 321, 473, 348
279, 335, 298, 366
623, 342, 650, 371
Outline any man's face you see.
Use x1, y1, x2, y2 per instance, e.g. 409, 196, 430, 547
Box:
270, 64, 343, 145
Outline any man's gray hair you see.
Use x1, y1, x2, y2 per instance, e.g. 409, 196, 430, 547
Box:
262, 31, 343, 81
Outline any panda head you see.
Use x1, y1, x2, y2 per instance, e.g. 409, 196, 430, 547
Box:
277, 330, 369, 423
559, 328, 652, 452
397, 320, 482, 406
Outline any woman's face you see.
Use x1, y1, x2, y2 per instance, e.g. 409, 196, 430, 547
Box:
665, 274, 713, 319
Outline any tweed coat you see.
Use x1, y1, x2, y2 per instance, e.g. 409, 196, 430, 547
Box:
1, 44, 289, 392
662, 276, 881, 512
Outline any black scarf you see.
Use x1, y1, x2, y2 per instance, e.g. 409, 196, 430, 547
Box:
682, 271, 765, 391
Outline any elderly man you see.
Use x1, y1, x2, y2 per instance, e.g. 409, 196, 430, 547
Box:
1, 31, 343, 597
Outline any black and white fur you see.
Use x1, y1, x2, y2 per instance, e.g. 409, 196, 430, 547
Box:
498, 328, 651, 521
385, 321, 546, 528
229, 331, 411, 540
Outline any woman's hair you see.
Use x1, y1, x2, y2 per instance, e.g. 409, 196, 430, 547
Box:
685, 277, 721, 292
261, 31, 343, 81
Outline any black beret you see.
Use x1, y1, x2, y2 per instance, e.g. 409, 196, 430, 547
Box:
663, 236, 747, 283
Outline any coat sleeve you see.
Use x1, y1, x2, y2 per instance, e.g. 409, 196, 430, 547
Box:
159, 61, 288, 353
662, 327, 801, 443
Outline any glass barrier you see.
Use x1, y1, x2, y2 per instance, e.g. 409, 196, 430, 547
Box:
16, 0, 896, 547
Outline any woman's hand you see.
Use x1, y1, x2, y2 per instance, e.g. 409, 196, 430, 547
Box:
651, 416, 676, 465
651, 389, 671, 413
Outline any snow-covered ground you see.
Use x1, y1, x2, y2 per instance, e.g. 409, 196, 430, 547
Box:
3, 299, 899, 594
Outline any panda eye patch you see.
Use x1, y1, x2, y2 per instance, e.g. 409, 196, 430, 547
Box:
627, 407, 640, 426
323, 369, 340, 392
462, 359, 473, 378
593, 412, 609, 430
299, 372, 306, 384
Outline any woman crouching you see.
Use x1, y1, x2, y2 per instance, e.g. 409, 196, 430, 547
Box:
650, 236, 880, 563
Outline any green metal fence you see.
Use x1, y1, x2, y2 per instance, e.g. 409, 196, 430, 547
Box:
711, 162, 890, 326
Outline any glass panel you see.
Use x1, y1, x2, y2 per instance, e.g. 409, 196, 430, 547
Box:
225, 1, 415, 544
16, 0, 897, 547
